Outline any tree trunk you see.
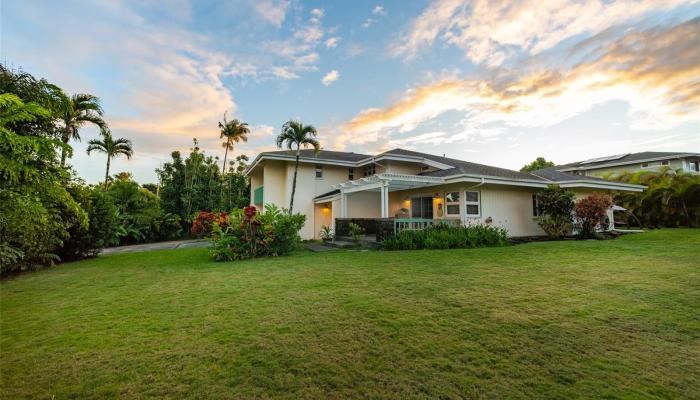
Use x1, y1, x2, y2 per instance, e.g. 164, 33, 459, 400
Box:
60, 127, 71, 167
104, 155, 111, 190
289, 148, 300, 214
221, 141, 229, 175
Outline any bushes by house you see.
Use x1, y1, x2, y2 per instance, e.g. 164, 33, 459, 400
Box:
574, 192, 613, 238
210, 205, 306, 261
192, 211, 229, 237
382, 224, 508, 251
535, 184, 575, 239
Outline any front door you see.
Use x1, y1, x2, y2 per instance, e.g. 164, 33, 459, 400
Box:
411, 196, 433, 219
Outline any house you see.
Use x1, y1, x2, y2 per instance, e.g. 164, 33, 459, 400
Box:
546, 152, 700, 178
245, 148, 644, 240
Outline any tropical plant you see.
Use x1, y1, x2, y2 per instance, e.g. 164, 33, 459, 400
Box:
191, 211, 229, 237
210, 204, 305, 261
348, 223, 365, 242
218, 112, 249, 175
319, 225, 334, 241
535, 184, 575, 239
520, 157, 555, 172
574, 192, 613, 238
275, 120, 320, 213
612, 167, 700, 228
57, 92, 107, 166
86, 129, 134, 188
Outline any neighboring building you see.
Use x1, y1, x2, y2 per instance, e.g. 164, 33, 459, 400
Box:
245, 148, 644, 240
548, 152, 700, 178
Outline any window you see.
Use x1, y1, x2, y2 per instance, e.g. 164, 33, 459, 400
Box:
641, 162, 649, 168
315, 164, 323, 179
410, 196, 433, 219
689, 161, 700, 172
363, 164, 376, 177
445, 191, 460, 216
661, 160, 669, 166
348, 167, 354, 180
532, 194, 540, 216
465, 190, 480, 217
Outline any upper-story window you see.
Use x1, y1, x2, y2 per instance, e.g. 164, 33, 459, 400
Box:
363, 164, 376, 177
315, 164, 323, 179
348, 168, 354, 180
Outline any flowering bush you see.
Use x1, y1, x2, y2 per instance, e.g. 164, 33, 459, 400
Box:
210, 204, 305, 261
574, 192, 613, 238
191, 211, 229, 237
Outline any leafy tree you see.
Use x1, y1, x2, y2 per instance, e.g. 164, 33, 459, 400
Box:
535, 184, 575, 239
520, 157, 555, 172
574, 192, 612, 238
57, 92, 107, 166
612, 167, 700, 227
86, 130, 134, 188
276, 120, 320, 213
218, 113, 249, 175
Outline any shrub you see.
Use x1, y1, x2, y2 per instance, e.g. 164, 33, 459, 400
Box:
535, 184, 575, 239
383, 223, 508, 251
59, 184, 120, 260
210, 204, 305, 261
319, 225, 334, 241
574, 192, 613, 238
191, 211, 229, 237
348, 223, 365, 242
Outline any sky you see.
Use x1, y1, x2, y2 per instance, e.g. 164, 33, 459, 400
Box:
2, 0, 699, 183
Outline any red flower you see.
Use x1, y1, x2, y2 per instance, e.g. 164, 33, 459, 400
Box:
244, 205, 257, 219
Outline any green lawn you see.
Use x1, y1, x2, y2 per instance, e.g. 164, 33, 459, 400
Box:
1, 230, 699, 399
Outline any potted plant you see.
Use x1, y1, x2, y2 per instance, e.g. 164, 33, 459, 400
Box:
319, 225, 335, 242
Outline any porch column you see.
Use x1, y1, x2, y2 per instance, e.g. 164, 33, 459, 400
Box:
459, 185, 467, 226
380, 182, 389, 218
340, 190, 348, 218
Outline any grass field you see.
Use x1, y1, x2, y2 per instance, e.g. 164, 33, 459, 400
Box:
1, 230, 699, 399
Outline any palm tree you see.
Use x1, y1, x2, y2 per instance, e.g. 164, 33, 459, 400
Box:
86, 129, 134, 189
58, 93, 107, 166
276, 120, 320, 213
218, 112, 250, 175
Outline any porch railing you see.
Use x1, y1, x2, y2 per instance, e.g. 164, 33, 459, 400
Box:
394, 218, 461, 234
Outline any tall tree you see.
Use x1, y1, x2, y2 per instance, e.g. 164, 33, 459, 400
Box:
275, 120, 320, 213
86, 129, 133, 189
520, 157, 555, 172
58, 93, 107, 166
218, 112, 250, 175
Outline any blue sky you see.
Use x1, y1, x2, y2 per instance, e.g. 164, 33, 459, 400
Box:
2, 0, 699, 183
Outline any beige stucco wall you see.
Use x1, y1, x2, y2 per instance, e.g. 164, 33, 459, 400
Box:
313, 202, 333, 239
262, 161, 287, 208
249, 169, 263, 207
346, 191, 381, 218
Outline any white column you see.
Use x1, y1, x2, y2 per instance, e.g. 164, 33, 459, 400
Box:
380, 182, 389, 218
340, 190, 348, 218
459, 186, 466, 227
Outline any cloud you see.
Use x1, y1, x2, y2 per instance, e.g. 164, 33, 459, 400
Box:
362, 18, 376, 28
321, 70, 340, 86
253, 0, 291, 27
392, 0, 695, 65
325, 37, 340, 48
337, 18, 700, 148
272, 67, 300, 80
372, 5, 387, 16
249, 124, 275, 138
310, 8, 325, 18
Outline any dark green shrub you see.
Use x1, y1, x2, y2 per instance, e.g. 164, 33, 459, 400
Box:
59, 184, 120, 260
383, 223, 508, 251
210, 204, 305, 261
535, 184, 575, 239
348, 223, 365, 242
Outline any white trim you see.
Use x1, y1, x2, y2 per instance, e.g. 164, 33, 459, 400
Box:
464, 190, 481, 217
444, 190, 460, 217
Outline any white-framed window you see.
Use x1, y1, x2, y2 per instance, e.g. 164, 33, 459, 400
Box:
689, 160, 700, 172
348, 167, 354, 180
465, 190, 480, 217
315, 164, 323, 179
444, 191, 460, 216
661, 160, 669, 166
363, 164, 376, 177
641, 162, 649, 168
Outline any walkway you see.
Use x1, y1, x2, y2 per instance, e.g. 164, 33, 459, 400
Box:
101, 239, 209, 254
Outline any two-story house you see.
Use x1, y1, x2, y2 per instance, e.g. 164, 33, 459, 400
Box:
547, 152, 700, 178
246, 148, 644, 240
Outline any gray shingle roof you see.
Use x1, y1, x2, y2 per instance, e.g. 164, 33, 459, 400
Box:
379, 148, 547, 181
260, 149, 370, 162
557, 151, 699, 169
530, 168, 614, 183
